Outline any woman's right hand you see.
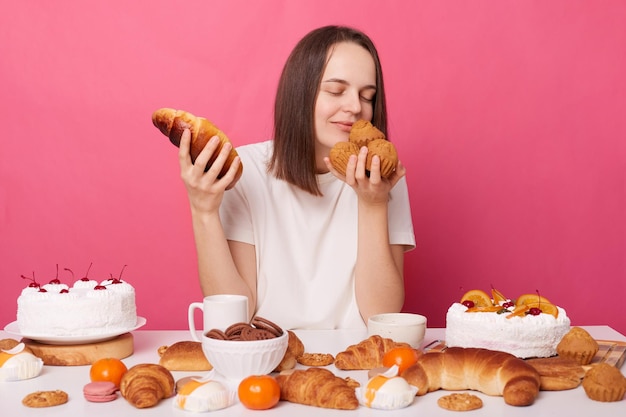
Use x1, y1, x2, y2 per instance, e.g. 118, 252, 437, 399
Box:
178, 128, 242, 215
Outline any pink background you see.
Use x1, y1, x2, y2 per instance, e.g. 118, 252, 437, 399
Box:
1, 1, 625, 334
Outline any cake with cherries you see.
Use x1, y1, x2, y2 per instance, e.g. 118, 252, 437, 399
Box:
16, 265, 137, 337
445, 288, 571, 358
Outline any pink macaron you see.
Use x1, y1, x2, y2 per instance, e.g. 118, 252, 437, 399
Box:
83, 381, 118, 402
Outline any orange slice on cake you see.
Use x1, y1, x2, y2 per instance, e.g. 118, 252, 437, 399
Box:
525, 302, 559, 318
516, 293, 552, 306
460, 289, 493, 308
491, 287, 508, 305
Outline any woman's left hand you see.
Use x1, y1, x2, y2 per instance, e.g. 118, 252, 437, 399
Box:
324, 145, 406, 205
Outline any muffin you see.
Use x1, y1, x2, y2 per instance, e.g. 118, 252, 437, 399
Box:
582, 363, 626, 402
329, 142, 360, 176
366, 139, 398, 178
556, 327, 599, 365
349, 119, 386, 149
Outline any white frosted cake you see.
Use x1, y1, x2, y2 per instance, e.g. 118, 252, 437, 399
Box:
17, 270, 137, 337
445, 289, 571, 358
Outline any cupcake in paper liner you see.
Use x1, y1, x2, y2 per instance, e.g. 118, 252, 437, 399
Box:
0, 343, 44, 381
356, 365, 418, 410
556, 327, 599, 365
582, 363, 626, 402
174, 374, 235, 412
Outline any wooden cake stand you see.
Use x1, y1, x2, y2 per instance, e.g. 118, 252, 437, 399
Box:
22, 332, 134, 366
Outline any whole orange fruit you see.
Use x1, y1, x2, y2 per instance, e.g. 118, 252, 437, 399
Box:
89, 357, 128, 387
238, 375, 280, 410
382, 346, 420, 374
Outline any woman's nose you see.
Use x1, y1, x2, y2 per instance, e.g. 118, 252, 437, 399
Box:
342, 91, 362, 114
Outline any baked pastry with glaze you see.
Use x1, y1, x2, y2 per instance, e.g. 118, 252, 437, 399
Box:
401, 347, 541, 407
276, 367, 359, 409
329, 142, 359, 176
366, 139, 398, 178
158, 341, 212, 371
349, 119, 386, 148
525, 356, 585, 390
556, 326, 599, 365
334, 335, 411, 370
582, 362, 626, 402
120, 363, 175, 408
152, 108, 242, 183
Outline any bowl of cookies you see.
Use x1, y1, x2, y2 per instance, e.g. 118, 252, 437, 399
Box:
201, 317, 288, 381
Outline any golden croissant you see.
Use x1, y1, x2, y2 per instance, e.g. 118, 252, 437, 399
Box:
120, 363, 175, 408
152, 108, 243, 182
334, 335, 411, 370
276, 367, 358, 410
401, 347, 541, 406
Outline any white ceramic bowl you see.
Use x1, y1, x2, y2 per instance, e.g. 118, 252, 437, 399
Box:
201, 331, 288, 381
367, 313, 427, 348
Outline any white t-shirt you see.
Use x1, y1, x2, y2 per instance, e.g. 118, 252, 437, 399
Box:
220, 141, 415, 330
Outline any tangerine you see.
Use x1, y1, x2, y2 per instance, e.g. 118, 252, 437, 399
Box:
238, 375, 280, 410
382, 347, 420, 374
89, 357, 128, 387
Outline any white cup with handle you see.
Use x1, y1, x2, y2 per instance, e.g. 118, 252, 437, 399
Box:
188, 294, 248, 342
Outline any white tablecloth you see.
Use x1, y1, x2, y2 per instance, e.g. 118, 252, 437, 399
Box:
1, 326, 624, 416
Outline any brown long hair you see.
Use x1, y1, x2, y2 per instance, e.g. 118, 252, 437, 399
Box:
268, 25, 388, 196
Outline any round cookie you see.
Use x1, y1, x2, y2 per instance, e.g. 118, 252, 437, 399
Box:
251, 317, 283, 337
297, 353, 335, 367
22, 390, 69, 408
205, 329, 227, 340
437, 393, 483, 411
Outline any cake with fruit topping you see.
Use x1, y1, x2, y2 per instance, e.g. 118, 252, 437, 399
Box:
445, 288, 571, 358
16, 265, 137, 337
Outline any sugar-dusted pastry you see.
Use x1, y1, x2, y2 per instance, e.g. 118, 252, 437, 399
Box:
356, 365, 417, 409
556, 326, 599, 365
0, 342, 43, 382
349, 119, 386, 148
366, 138, 398, 178
582, 363, 626, 402
329, 141, 359, 176
174, 378, 235, 412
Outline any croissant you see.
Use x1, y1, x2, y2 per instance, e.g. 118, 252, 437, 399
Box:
119, 363, 175, 408
274, 330, 305, 372
151, 108, 243, 182
275, 368, 358, 410
401, 347, 541, 407
334, 335, 411, 370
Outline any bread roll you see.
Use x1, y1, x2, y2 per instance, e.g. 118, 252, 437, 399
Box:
157, 341, 212, 372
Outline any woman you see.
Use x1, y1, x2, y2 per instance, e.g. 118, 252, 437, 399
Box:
179, 26, 415, 329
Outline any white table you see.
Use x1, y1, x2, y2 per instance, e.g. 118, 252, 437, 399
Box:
1, 326, 625, 416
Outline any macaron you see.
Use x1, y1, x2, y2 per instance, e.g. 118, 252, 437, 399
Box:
83, 381, 118, 402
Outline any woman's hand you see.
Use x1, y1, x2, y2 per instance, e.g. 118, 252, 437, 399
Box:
179, 128, 242, 214
324, 145, 406, 205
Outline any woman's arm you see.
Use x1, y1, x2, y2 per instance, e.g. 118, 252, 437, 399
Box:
325, 147, 409, 322
179, 129, 257, 318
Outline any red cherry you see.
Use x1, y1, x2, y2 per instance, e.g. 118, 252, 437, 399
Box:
60, 289, 69, 294
528, 307, 542, 316
94, 285, 107, 290
503, 301, 515, 309
21, 273, 41, 288
49, 264, 61, 284
462, 300, 475, 308
81, 262, 94, 281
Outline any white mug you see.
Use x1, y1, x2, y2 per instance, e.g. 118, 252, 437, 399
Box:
188, 294, 248, 342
